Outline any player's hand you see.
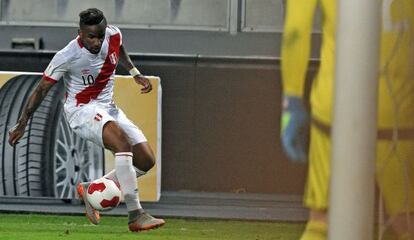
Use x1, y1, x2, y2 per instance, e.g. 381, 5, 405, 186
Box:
280, 95, 309, 163
8, 122, 26, 146
134, 75, 152, 94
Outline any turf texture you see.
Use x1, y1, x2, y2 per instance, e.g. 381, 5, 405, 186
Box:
0, 213, 304, 240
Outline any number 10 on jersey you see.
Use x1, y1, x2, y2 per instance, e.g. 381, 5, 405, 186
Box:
82, 75, 95, 85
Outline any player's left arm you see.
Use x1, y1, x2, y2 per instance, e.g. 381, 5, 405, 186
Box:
118, 45, 152, 94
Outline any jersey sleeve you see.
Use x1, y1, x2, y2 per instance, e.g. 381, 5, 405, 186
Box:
43, 51, 69, 83
108, 25, 123, 46
281, 0, 318, 97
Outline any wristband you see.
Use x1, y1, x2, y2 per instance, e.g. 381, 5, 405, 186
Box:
129, 67, 142, 77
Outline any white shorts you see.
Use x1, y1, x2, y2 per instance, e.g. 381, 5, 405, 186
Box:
63, 102, 147, 148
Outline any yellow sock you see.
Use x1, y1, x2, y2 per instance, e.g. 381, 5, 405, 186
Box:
300, 220, 327, 240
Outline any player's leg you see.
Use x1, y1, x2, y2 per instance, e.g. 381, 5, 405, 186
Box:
301, 212, 328, 240
102, 143, 156, 192
102, 143, 155, 180
127, 142, 164, 231
70, 104, 118, 225
77, 181, 101, 224
102, 121, 132, 152
132, 142, 155, 173
376, 139, 414, 239
77, 119, 131, 226
102, 121, 152, 230
109, 107, 165, 231
109, 107, 156, 171
301, 123, 331, 240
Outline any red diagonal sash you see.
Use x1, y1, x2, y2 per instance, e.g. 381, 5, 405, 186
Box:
75, 33, 120, 106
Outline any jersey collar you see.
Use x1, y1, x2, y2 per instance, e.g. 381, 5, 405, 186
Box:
76, 36, 84, 48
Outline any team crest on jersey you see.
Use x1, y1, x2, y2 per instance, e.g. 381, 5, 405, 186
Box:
81, 69, 90, 75
109, 52, 118, 65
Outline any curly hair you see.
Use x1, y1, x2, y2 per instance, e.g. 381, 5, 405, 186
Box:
79, 8, 106, 26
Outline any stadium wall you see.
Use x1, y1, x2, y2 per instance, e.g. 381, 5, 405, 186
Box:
0, 51, 318, 194
0, 25, 322, 57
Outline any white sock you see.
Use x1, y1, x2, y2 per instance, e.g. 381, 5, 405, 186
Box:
115, 152, 142, 211
104, 166, 146, 181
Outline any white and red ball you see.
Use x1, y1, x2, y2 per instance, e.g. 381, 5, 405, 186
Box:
86, 178, 121, 211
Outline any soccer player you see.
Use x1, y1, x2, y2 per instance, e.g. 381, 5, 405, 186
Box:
8, 8, 165, 232
281, 0, 414, 239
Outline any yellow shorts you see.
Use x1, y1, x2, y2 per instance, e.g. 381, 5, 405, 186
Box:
304, 120, 414, 215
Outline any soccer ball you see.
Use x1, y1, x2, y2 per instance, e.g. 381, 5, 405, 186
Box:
86, 178, 122, 211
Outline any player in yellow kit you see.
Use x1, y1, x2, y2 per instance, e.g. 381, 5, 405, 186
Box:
281, 0, 414, 239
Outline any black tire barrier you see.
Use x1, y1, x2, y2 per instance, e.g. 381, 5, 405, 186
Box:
0, 75, 104, 198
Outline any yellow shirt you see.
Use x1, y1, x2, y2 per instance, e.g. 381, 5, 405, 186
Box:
281, 0, 414, 128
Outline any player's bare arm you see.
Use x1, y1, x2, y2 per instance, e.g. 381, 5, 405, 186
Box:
8, 78, 55, 146
118, 45, 152, 94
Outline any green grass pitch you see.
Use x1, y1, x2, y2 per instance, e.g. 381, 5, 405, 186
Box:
0, 213, 304, 240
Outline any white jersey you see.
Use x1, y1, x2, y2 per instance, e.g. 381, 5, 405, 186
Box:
44, 25, 122, 107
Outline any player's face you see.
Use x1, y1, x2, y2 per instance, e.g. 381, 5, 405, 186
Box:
79, 23, 107, 54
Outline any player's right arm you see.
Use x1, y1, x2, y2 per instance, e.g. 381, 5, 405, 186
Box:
281, 0, 318, 97
280, 0, 318, 162
8, 49, 68, 146
8, 78, 56, 146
